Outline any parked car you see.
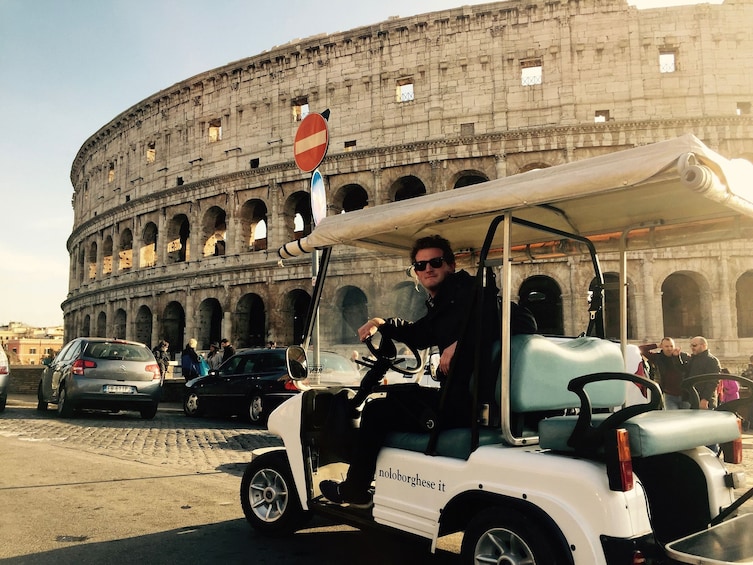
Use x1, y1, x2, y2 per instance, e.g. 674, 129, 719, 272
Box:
183, 348, 360, 423
36, 337, 162, 419
0, 347, 9, 412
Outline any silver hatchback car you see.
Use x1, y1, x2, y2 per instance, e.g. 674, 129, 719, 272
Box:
37, 337, 162, 419
0, 346, 9, 412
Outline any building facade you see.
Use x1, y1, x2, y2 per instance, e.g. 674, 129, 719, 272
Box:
65, 0, 753, 367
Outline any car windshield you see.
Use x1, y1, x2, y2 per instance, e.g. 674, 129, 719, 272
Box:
305, 247, 430, 387
85, 342, 152, 362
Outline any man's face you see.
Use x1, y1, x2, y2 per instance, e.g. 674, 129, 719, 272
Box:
690, 339, 707, 353
660, 339, 674, 356
413, 247, 455, 296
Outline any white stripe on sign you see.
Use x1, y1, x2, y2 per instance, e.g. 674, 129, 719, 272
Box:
295, 130, 327, 154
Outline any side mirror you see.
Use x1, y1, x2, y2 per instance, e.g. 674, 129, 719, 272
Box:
286, 346, 308, 380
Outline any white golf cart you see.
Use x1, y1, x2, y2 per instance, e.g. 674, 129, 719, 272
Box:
241, 135, 753, 564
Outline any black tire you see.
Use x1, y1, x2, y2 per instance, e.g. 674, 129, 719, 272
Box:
461, 507, 569, 565
140, 402, 159, 419
57, 385, 74, 418
0, 394, 6, 412
183, 391, 203, 417
36, 380, 48, 411
240, 451, 310, 535
247, 394, 265, 424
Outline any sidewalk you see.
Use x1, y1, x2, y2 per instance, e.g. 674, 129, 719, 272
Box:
6, 392, 184, 412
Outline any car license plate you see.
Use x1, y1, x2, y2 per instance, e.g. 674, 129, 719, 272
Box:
103, 384, 136, 394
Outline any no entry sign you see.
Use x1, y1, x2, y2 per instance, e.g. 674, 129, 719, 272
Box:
294, 113, 329, 173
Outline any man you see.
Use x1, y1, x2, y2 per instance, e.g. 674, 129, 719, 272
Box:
319, 235, 533, 505
640, 337, 689, 409
206, 342, 222, 370
220, 338, 235, 362
685, 336, 721, 410
152, 340, 170, 378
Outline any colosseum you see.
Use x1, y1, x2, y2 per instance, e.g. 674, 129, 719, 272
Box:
65, 0, 753, 368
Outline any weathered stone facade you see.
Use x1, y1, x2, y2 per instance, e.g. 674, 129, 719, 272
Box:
65, 0, 753, 366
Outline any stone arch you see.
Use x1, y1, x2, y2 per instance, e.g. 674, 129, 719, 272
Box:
518, 276, 564, 335
141, 222, 158, 268
452, 170, 489, 189
166, 214, 190, 263
201, 206, 227, 257
87, 241, 97, 280
102, 235, 114, 276
78, 246, 86, 283
113, 308, 127, 339
162, 301, 186, 356
517, 162, 552, 174
281, 289, 311, 346
96, 311, 107, 337
736, 271, 753, 338
335, 285, 369, 344
589, 272, 635, 340
81, 314, 91, 337
135, 305, 153, 347
390, 175, 426, 202
661, 272, 704, 338
118, 229, 133, 271
235, 293, 266, 348
197, 297, 223, 350
333, 183, 369, 213
239, 199, 268, 251
284, 191, 313, 241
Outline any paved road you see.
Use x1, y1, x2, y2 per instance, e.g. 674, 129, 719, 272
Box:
2, 393, 753, 564
0, 396, 463, 564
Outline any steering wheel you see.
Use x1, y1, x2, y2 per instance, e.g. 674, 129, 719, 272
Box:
360, 334, 425, 376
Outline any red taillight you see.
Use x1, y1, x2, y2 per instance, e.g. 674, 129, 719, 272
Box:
146, 363, 161, 380
606, 428, 634, 492
72, 359, 96, 375
0, 366, 8, 375
632, 550, 646, 564
721, 418, 743, 464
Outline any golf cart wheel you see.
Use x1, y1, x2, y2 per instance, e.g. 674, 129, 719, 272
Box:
240, 451, 310, 535
461, 507, 568, 565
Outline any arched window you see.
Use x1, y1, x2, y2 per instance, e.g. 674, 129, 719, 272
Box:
391, 175, 426, 201
135, 305, 153, 347
141, 222, 158, 268
518, 276, 564, 335
197, 298, 223, 350
113, 308, 127, 339
736, 272, 753, 337
236, 293, 266, 348
661, 273, 702, 338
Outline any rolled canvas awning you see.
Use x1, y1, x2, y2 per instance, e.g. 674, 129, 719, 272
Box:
278, 135, 753, 259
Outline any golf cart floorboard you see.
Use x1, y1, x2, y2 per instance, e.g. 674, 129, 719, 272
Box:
665, 513, 753, 564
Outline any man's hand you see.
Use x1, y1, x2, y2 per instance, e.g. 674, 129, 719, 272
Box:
700, 398, 710, 410
439, 341, 457, 375
358, 318, 385, 341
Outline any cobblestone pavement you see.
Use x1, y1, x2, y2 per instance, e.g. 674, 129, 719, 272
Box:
0, 395, 282, 474
3, 393, 753, 509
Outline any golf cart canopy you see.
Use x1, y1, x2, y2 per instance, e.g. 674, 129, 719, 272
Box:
279, 134, 753, 259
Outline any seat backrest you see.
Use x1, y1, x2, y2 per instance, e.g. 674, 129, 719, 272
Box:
508, 334, 627, 413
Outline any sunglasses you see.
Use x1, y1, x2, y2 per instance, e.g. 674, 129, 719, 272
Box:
412, 256, 446, 271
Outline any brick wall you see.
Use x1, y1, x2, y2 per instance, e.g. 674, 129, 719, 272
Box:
8, 366, 44, 394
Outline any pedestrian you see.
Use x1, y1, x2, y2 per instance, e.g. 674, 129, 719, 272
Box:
684, 336, 721, 410
718, 368, 740, 405
206, 342, 222, 370
181, 339, 201, 381
152, 340, 170, 378
639, 337, 690, 409
221, 338, 236, 361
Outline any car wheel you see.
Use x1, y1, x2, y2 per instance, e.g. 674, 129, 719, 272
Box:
57, 385, 74, 418
461, 507, 568, 565
247, 394, 264, 424
140, 402, 159, 419
0, 394, 6, 412
240, 451, 310, 535
183, 391, 203, 417
36, 381, 48, 411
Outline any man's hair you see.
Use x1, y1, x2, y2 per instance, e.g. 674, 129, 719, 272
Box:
411, 235, 455, 264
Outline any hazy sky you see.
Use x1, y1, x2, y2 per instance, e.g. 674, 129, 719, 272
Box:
0, 0, 720, 327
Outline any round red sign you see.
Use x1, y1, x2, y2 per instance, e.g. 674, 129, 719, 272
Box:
294, 113, 329, 173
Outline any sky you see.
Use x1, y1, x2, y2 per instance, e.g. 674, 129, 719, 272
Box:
0, 0, 721, 328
